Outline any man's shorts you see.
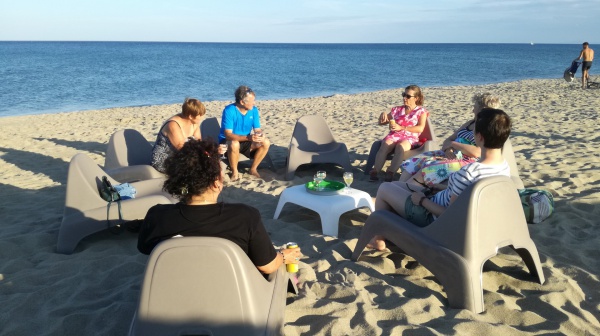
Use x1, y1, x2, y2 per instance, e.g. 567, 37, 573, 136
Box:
582, 61, 592, 71
404, 197, 435, 227
221, 139, 256, 158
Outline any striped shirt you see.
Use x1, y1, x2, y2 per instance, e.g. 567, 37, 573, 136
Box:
431, 161, 511, 207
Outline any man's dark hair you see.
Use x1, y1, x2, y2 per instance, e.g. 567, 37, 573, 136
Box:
475, 108, 511, 149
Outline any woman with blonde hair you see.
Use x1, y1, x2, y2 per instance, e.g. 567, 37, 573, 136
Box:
151, 97, 206, 173
399, 92, 501, 185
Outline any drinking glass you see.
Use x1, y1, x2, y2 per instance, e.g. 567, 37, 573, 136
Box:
313, 174, 323, 191
316, 171, 326, 190
254, 130, 263, 147
343, 172, 353, 193
219, 144, 227, 160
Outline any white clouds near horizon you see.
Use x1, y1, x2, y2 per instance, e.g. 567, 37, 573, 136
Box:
0, 0, 597, 43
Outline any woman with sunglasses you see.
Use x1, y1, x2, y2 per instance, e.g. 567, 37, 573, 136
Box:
398, 92, 500, 185
139, 139, 301, 275
367, 108, 512, 250
369, 85, 429, 182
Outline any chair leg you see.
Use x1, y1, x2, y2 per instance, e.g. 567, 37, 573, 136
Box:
273, 198, 288, 219
57, 216, 103, 254
285, 160, 300, 181
351, 214, 383, 261
265, 154, 276, 171
319, 212, 342, 237
513, 244, 545, 284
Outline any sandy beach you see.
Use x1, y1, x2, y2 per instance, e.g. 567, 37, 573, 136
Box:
1, 77, 599, 335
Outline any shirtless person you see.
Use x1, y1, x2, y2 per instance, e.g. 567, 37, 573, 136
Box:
577, 42, 594, 89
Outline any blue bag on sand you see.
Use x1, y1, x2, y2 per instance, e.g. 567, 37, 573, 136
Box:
518, 189, 554, 224
114, 183, 136, 200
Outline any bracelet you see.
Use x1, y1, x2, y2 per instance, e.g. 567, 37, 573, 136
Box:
279, 250, 286, 263
418, 196, 427, 207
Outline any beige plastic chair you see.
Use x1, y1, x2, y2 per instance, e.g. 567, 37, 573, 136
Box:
364, 118, 438, 174
129, 237, 292, 336
201, 117, 275, 170
502, 138, 525, 189
285, 115, 352, 180
57, 153, 175, 254
352, 176, 545, 313
104, 129, 164, 182
200, 116, 222, 144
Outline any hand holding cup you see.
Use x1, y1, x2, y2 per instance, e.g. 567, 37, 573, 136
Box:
252, 131, 264, 146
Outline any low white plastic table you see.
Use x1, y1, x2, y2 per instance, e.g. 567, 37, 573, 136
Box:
273, 185, 375, 237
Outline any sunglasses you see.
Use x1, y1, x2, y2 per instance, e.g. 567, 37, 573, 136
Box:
402, 92, 415, 99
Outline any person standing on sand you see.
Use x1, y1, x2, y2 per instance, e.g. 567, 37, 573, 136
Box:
577, 42, 594, 89
219, 86, 270, 181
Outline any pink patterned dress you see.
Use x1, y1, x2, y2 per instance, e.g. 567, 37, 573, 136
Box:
383, 105, 428, 145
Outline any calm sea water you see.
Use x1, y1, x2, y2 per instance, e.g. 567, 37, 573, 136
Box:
0, 42, 581, 117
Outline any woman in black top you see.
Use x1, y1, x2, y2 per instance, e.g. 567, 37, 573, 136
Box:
139, 139, 301, 274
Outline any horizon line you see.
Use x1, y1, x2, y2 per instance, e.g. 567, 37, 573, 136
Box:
0, 40, 578, 45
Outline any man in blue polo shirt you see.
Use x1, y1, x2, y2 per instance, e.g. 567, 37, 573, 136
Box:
219, 86, 270, 181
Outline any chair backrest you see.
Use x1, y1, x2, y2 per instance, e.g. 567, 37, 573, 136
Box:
423, 176, 530, 261
64, 153, 119, 217
290, 115, 336, 151
420, 117, 437, 144
134, 237, 277, 335
201, 117, 221, 144
105, 129, 153, 170
501, 138, 524, 189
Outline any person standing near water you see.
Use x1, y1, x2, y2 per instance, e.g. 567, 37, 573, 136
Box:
577, 42, 594, 89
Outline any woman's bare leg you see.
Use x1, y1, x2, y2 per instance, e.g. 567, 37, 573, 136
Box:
372, 140, 396, 173
387, 141, 411, 174
398, 169, 413, 182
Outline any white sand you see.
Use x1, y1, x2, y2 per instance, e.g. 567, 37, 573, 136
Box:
1, 78, 599, 335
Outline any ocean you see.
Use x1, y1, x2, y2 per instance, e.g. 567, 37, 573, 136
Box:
0, 42, 582, 118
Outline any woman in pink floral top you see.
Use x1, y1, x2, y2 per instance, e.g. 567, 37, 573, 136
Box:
370, 85, 429, 182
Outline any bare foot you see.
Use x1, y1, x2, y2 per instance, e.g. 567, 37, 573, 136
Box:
249, 169, 262, 179
230, 171, 240, 181
366, 235, 387, 251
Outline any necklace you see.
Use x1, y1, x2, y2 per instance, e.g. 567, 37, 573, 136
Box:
188, 199, 217, 205
188, 193, 218, 205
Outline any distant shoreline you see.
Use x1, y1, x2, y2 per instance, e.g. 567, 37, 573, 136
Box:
2, 77, 590, 119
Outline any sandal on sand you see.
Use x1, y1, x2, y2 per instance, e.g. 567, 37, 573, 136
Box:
369, 170, 379, 182
384, 171, 394, 182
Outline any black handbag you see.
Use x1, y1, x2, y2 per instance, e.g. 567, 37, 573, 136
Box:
99, 176, 124, 233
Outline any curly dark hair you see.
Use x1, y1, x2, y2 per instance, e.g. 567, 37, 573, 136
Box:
162, 139, 221, 203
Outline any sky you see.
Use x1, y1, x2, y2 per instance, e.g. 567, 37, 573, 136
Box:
1, 0, 598, 44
